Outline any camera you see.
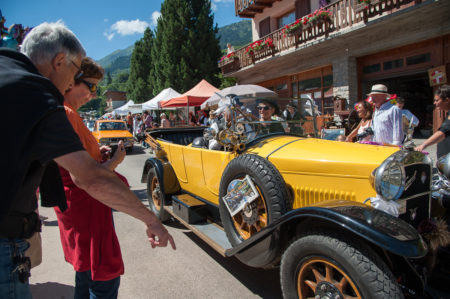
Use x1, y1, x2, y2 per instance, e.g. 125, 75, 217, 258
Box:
356, 127, 374, 141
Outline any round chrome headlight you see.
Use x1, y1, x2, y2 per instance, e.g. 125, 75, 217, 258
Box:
374, 158, 405, 201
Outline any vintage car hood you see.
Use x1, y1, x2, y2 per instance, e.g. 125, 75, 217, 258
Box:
94, 130, 133, 139
245, 136, 399, 177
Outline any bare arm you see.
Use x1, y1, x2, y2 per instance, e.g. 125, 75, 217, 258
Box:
55, 150, 175, 249
103, 141, 126, 171
414, 130, 445, 152
345, 121, 361, 142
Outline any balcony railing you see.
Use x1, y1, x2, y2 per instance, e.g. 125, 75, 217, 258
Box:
222, 0, 422, 74
235, 0, 279, 18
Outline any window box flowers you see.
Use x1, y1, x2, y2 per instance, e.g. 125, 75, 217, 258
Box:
307, 8, 332, 25
219, 52, 238, 65
245, 38, 274, 55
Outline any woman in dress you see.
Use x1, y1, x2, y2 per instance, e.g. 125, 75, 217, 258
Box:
345, 100, 373, 142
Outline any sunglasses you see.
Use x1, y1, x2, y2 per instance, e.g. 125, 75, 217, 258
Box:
257, 106, 270, 111
80, 79, 97, 93
70, 59, 84, 80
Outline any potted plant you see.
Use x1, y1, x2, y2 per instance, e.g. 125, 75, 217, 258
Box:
245, 38, 274, 63
282, 18, 304, 37
354, 0, 370, 13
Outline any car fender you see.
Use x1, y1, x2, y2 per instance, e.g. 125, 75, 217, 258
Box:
226, 202, 427, 268
141, 157, 180, 195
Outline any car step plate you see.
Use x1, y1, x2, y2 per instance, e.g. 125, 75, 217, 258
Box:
164, 206, 232, 256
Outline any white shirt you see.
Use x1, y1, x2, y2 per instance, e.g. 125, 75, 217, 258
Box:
372, 102, 404, 145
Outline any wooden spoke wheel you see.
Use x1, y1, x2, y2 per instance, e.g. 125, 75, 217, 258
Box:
297, 258, 361, 299
232, 185, 268, 240
146, 168, 170, 222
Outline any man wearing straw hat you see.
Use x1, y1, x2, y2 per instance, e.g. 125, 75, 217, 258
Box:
369, 84, 403, 145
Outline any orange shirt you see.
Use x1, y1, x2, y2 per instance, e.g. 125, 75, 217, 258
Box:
64, 104, 102, 162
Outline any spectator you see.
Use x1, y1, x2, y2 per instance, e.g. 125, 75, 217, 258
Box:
55, 57, 129, 297
283, 103, 304, 134
197, 110, 208, 126
415, 85, 450, 157
226, 43, 235, 54
169, 111, 176, 127
396, 96, 419, 141
188, 111, 197, 126
0, 22, 175, 298
143, 111, 153, 129
345, 100, 374, 143
160, 113, 171, 128
126, 112, 133, 133
369, 84, 403, 145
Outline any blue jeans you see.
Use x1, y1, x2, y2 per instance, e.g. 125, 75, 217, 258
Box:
74, 270, 120, 299
0, 238, 32, 299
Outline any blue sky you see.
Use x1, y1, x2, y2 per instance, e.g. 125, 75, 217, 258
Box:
1, 0, 242, 60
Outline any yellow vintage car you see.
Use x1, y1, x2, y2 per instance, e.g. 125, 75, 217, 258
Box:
141, 97, 440, 298
92, 119, 134, 153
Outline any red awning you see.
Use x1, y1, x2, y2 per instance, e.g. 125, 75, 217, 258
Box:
160, 79, 219, 108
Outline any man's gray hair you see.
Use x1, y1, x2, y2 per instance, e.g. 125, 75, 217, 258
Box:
20, 21, 85, 65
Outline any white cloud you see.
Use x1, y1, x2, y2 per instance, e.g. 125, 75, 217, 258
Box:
103, 32, 115, 41
151, 11, 161, 26
104, 18, 108, 22
110, 19, 149, 36
211, 2, 217, 11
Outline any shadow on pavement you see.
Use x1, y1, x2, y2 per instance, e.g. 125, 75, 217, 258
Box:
132, 188, 147, 201
126, 145, 147, 156
183, 231, 282, 299
42, 220, 58, 227
30, 282, 74, 299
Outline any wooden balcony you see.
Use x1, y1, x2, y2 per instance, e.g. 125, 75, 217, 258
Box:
235, 0, 280, 18
223, 0, 425, 75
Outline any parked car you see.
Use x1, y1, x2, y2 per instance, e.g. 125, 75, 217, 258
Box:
92, 120, 134, 153
141, 97, 448, 298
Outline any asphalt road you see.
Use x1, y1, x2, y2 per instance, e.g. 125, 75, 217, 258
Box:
29, 145, 282, 299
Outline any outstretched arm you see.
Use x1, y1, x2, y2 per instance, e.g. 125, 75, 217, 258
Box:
55, 150, 176, 250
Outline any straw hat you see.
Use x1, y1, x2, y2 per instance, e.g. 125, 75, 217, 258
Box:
367, 84, 389, 96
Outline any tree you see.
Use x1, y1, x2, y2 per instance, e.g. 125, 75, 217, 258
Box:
152, 0, 221, 94
106, 72, 112, 85
127, 28, 154, 103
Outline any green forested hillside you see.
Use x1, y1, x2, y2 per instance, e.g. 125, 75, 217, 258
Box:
97, 20, 251, 76
217, 20, 252, 50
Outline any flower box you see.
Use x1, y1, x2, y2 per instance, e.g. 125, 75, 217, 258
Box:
354, 2, 369, 14
285, 25, 303, 37
220, 57, 240, 74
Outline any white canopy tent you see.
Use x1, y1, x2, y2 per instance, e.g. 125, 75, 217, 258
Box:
201, 84, 277, 109
112, 100, 134, 115
142, 88, 181, 110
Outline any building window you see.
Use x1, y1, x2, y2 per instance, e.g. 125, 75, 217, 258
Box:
363, 64, 381, 74
383, 59, 403, 70
406, 53, 431, 66
292, 71, 334, 115
259, 17, 271, 38
277, 11, 295, 29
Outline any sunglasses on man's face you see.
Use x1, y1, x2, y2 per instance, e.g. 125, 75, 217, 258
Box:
80, 79, 97, 93
257, 106, 270, 111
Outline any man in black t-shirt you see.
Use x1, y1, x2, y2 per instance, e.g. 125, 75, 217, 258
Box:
0, 22, 175, 298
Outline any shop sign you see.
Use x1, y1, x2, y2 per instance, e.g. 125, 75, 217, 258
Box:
428, 65, 447, 87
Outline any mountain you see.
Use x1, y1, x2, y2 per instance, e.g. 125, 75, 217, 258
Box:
217, 20, 252, 50
97, 20, 252, 75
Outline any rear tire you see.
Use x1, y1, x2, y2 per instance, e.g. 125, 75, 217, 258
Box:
146, 168, 170, 222
280, 230, 403, 299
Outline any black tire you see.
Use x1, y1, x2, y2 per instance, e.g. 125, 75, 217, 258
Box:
219, 154, 289, 246
146, 168, 170, 222
126, 146, 133, 153
280, 230, 403, 299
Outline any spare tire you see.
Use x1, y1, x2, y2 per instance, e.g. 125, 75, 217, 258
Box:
219, 154, 289, 246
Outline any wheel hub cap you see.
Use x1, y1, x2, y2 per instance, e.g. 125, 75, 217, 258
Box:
315, 282, 342, 299
241, 202, 258, 225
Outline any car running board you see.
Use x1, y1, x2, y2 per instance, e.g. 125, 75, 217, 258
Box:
164, 194, 232, 257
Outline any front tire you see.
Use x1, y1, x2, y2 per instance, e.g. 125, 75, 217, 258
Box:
146, 168, 170, 222
280, 230, 403, 299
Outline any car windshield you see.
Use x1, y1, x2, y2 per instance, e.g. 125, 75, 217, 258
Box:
208, 96, 319, 146
98, 122, 127, 131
